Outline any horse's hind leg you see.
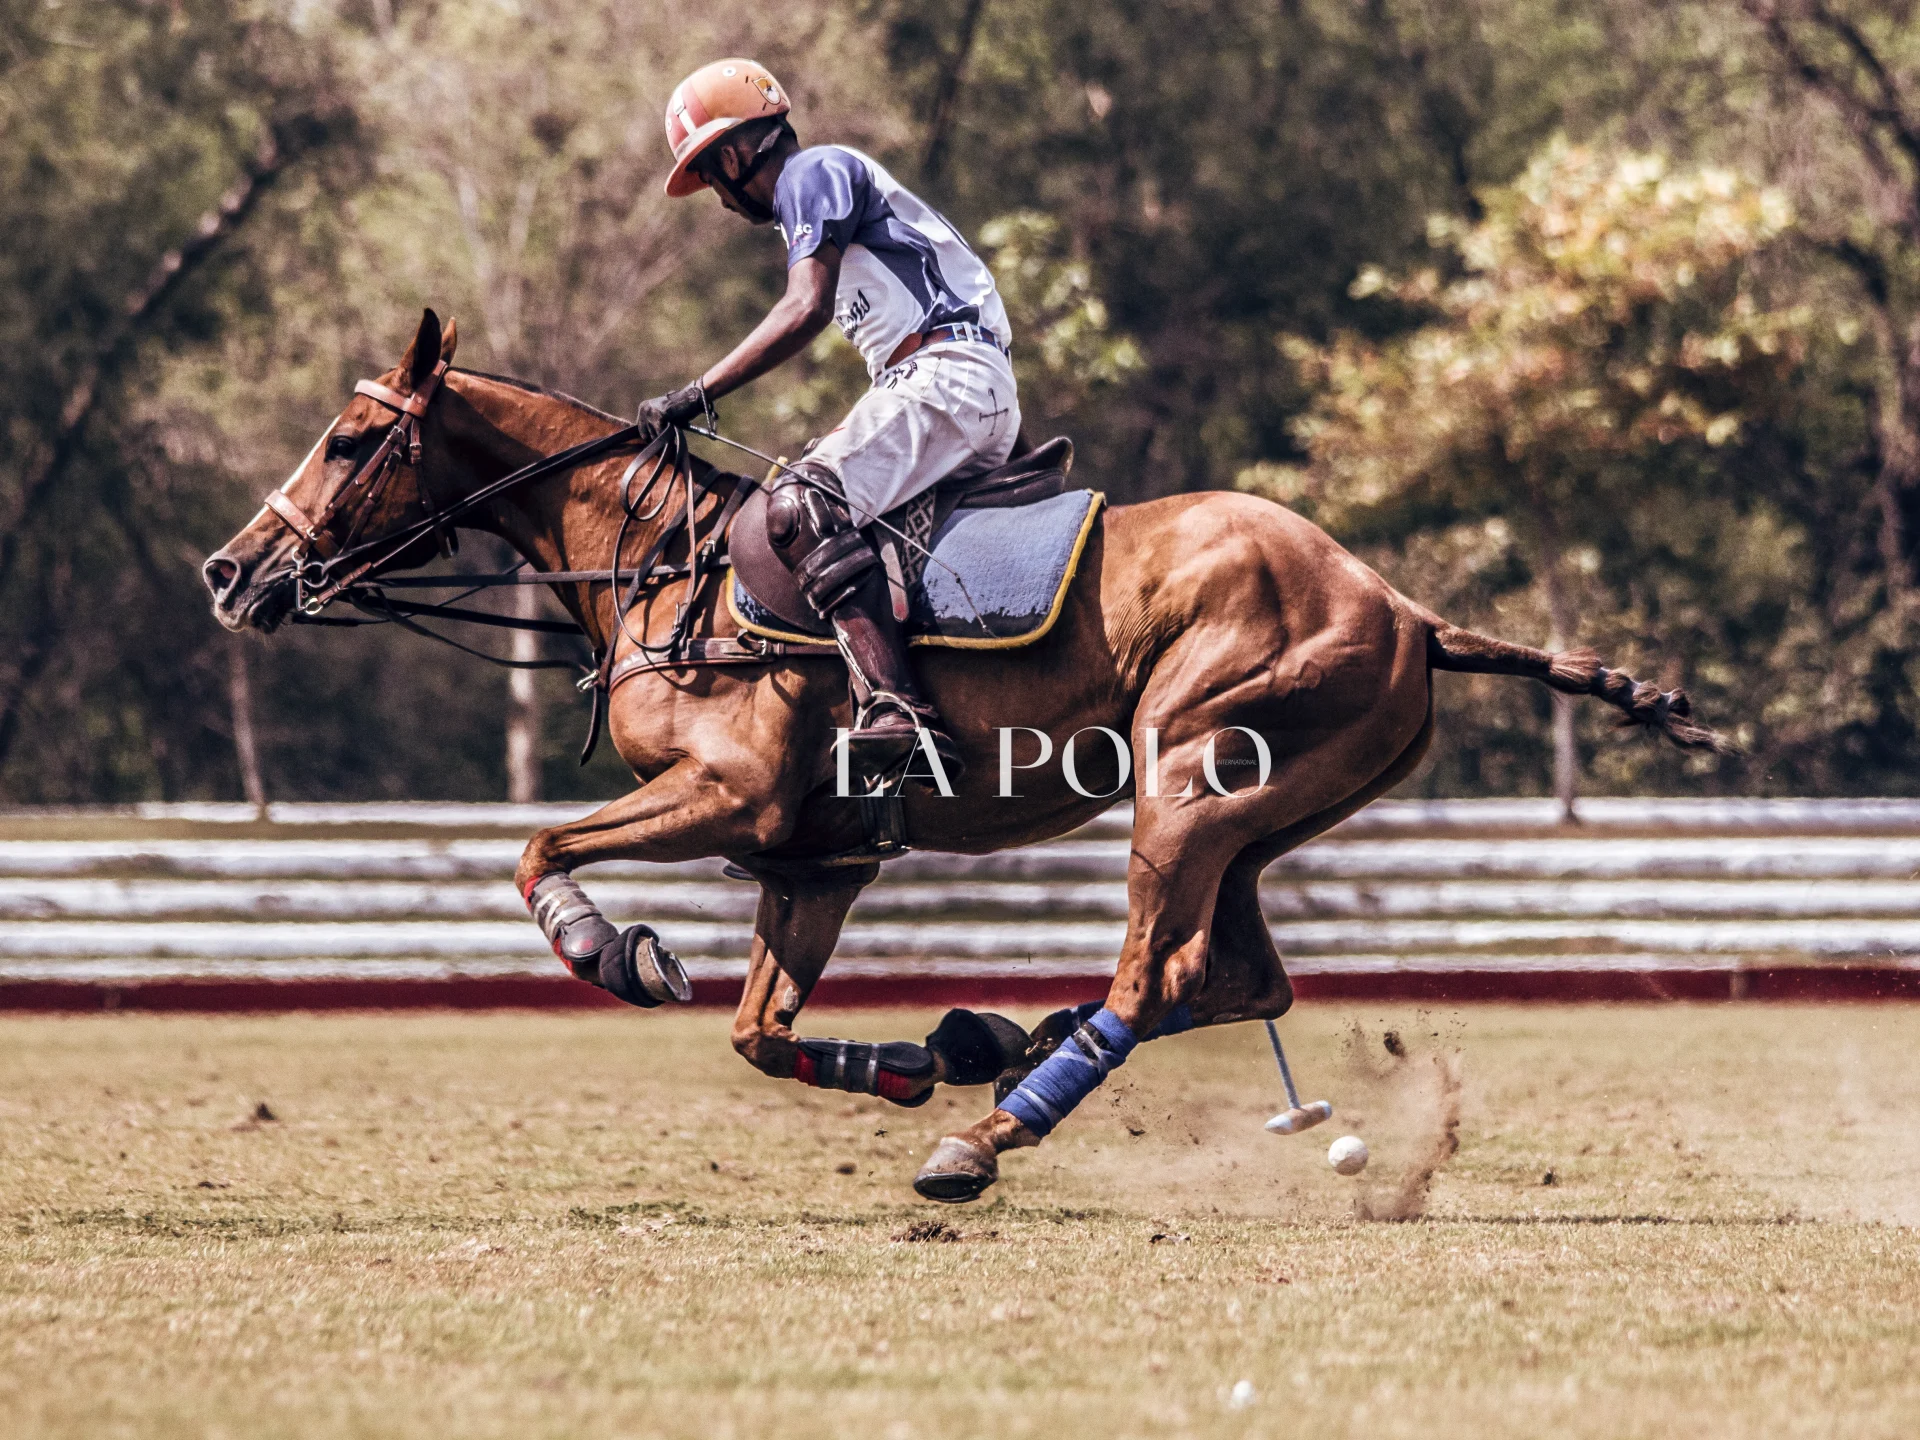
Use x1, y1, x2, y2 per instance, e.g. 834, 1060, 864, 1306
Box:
914, 679, 1432, 1202
1007, 697, 1435, 1049
1190, 698, 1435, 1026
914, 812, 1244, 1201
732, 871, 1031, 1107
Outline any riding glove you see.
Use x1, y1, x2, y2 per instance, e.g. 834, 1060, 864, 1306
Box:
634, 382, 709, 442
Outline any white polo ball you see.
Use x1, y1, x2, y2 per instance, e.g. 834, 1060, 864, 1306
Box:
1327, 1134, 1369, 1176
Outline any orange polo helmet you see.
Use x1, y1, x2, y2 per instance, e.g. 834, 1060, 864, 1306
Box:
663, 59, 791, 198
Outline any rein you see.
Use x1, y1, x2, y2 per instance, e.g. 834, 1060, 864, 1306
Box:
263, 361, 797, 763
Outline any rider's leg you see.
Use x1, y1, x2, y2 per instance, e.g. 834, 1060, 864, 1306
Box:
766, 461, 961, 775
778, 345, 1020, 777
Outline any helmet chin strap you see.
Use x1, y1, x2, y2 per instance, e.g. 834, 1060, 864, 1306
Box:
709, 126, 787, 224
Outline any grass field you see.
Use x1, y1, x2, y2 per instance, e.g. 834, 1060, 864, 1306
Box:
4, 1004, 1919, 1438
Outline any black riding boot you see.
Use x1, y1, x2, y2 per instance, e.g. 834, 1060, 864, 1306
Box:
828, 567, 964, 780
767, 465, 963, 781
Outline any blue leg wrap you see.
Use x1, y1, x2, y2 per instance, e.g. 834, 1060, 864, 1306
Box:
1000, 1008, 1137, 1138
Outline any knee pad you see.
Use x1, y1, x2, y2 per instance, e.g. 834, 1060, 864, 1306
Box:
767, 466, 879, 614
766, 464, 851, 551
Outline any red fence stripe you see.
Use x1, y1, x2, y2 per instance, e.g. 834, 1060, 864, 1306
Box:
2, 967, 1917, 1015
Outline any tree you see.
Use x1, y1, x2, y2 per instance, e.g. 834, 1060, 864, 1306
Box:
1738, 0, 1920, 595
0, 0, 357, 800
866, 0, 1528, 501
1249, 141, 1806, 809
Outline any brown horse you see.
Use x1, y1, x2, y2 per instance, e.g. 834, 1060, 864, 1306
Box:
205, 311, 1727, 1202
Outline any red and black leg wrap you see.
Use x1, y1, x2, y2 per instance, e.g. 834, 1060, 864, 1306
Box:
792, 1010, 1031, 1108
794, 1037, 936, 1107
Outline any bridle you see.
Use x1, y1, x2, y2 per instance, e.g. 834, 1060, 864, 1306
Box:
263, 357, 463, 615
255, 346, 798, 761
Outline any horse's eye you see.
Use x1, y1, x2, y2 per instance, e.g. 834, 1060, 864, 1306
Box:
325, 434, 359, 461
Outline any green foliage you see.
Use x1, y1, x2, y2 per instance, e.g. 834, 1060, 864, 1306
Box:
1245, 136, 1915, 793
7, 0, 1920, 799
0, 0, 356, 801
1259, 141, 1807, 532
977, 211, 1143, 420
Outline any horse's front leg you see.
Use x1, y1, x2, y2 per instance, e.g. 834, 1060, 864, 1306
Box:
732, 874, 1032, 1108
514, 757, 796, 1005
729, 875, 866, 1079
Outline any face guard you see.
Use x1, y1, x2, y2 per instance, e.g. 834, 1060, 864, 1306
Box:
692, 122, 789, 224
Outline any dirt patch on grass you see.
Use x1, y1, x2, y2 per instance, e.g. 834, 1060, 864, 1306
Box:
891, 1218, 963, 1242
1356, 1050, 1464, 1221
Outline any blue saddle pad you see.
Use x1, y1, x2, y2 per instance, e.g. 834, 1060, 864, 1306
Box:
729, 488, 1104, 648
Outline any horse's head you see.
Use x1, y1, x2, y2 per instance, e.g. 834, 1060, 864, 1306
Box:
204, 309, 461, 633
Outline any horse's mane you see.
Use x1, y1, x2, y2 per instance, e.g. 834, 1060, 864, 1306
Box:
451, 367, 624, 426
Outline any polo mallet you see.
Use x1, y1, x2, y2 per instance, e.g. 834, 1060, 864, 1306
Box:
1262, 1020, 1333, 1135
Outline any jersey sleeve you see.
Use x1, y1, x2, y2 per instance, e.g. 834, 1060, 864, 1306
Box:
774, 148, 871, 267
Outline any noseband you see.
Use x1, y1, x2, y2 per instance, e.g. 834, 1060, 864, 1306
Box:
262, 358, 459, 613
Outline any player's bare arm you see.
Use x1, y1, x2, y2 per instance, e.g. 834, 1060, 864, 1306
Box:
633, 250, 839, 437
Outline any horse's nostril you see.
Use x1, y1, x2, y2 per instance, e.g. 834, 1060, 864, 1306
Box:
203, 555, 242, 601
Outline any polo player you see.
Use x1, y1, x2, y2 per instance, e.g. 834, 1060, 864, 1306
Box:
633, 58, 1021, 778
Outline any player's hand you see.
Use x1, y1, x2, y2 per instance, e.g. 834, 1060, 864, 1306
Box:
634, 383, 708, 443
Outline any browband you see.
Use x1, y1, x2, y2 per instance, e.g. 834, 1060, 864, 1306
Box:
353, 378, 434, 417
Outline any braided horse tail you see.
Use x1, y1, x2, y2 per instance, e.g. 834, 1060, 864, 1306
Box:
1424, 620, 1736, 754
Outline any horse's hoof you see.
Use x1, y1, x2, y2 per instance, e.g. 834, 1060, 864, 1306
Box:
913, 1135, 998, 1204
597, 924, 691, 1008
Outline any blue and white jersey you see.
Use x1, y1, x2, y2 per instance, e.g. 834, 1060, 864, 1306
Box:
774, 145, 1012, 381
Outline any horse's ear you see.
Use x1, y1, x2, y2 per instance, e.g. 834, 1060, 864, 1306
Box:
439, 316, 458, 366
401, 308, 442, 390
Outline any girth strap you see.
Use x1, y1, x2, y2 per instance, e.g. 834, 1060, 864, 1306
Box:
605, 635, 838, 692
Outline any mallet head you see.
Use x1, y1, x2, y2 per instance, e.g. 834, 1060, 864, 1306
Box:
1264, 1100, 1333, 1135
